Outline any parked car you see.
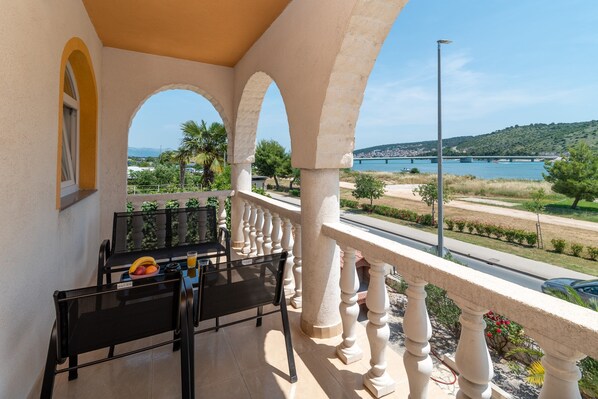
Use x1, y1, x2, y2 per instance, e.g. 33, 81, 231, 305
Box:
541, 278, 598, 304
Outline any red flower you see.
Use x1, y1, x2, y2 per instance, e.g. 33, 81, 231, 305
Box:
504, 321, 511, 325
486, 332, 492, 337
496, 328, 502, 334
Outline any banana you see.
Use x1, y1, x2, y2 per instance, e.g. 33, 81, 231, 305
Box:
129, 256, 157, 274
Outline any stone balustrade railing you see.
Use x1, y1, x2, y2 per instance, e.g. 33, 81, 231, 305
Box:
236, 190, 302, 307
323, 221, 598, 399
127, 190, 232, 232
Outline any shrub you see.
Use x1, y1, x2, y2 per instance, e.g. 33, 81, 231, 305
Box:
340, 198, 359, 209
361, 203, 374, 213
588, 246, 598, 261
409, 167, 420, 174
505, 229, 517, 243
484, 311, 526, 355
493, 226, 505, 240
455, 220, 467, 232
417, 214, 434, 226
525, 233, 538, 247
551, 239, 567, 253
571, 243, 584, 257
289, 189, 300, 197
514, 230, 527, 245
426, 284, 461, 336
467, 222, 475, 234
445, 219, 455, 230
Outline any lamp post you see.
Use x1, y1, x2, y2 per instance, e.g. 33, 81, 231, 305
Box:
437, 39, 451, 257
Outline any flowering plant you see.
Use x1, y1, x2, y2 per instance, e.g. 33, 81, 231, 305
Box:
484, 311, 525, 354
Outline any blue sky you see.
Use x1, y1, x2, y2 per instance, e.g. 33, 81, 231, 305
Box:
129, 0, 598, 152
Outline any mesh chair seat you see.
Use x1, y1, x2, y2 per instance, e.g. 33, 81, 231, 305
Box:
41, 274, 195, 399
195, 252, 297, 383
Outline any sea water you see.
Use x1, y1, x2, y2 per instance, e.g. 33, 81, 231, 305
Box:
351, 159, 547, 180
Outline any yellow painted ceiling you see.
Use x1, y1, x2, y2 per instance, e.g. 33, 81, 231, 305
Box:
82, 0, 291, 67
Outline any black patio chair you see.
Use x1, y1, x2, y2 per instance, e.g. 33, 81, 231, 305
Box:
40, 273, 195, 399
97, 205, 230, 285
195, 252, 297, 383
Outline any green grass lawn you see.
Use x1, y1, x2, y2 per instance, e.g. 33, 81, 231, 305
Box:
352, 210, 598, 277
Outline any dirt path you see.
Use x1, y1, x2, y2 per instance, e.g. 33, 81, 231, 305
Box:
340, 182, 598, 234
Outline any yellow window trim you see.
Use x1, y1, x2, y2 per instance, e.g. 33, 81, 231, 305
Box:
56, 37, 98, 209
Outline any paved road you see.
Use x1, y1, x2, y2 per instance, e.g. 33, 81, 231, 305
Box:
269, 193, 595, 290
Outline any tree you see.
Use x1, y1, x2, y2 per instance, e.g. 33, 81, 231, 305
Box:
180, 120, 228, 188
544, 142, 598, 209
254, 139, 291, 190
352, 174, 385, 207
412, 182, 452, 225
524, 188, 546, 248
289, 167, 300, 190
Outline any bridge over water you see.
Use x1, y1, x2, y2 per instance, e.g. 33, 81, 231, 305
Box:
354, 155, 559, 164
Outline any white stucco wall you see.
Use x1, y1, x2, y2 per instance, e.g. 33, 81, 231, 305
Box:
0, 1, 103, 398
100, 48, 234, 239
233, 0, 357, 168
233, 0, 406, 169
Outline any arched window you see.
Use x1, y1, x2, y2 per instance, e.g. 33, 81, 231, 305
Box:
57, 37, 98, 210
61, 62, 79, 196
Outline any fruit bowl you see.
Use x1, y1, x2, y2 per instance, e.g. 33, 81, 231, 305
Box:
128, 268, 160, 280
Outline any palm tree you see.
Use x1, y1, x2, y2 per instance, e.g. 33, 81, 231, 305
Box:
172, 147, 193, 189
180, 120, 227, 188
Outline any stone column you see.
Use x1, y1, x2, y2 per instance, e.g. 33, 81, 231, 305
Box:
299, 168, 342, 338
231, 162, 251, 249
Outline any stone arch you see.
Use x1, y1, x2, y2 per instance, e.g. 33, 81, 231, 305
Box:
128, 83, 232, 143
315, 0, 407, 168
233, 71, 284, 164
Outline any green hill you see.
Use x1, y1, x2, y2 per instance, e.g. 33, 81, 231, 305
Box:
355, 120, 598, 157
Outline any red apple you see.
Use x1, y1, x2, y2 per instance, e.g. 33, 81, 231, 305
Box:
133, 265, 146, 275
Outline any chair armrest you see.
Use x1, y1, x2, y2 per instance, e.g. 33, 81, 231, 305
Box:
97, 239, 111, 286
218, 227, 231, 260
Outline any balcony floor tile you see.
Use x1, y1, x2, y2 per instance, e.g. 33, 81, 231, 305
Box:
52, 306, 451, 398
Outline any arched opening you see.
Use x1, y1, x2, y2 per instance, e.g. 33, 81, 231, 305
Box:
56, 37, 98, 209
127, 87, 228, 193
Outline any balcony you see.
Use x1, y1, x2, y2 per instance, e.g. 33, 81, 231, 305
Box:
120, 190, 598, 399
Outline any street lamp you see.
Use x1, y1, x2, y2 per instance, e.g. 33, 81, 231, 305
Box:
437, 39, 452, 257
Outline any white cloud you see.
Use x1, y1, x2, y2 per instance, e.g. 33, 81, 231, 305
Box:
356, 50, 595, 141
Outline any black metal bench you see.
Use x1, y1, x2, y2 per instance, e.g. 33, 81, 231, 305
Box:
98, 206, 231, 285
40, 273, 195, 399
195, 252, 297, 383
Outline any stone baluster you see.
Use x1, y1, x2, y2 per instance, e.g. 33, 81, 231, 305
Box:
363, 257, 395, 398
336, 246, 362, 364
249, 204, 258, 257
449, 295, 493, 399
242, 201, 251, 255
290, 224, 302, 309
262, 209, 272, 255
218, 196, 227, 231
403, 275, 433, 399
255, 207, 264, 256
271, 213, 282, 254
280, 218, 294, 295
156, 200, 167, 248
531, 333, 585, 399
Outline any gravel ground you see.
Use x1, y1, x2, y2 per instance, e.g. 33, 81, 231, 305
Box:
370, 287, 542, 399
